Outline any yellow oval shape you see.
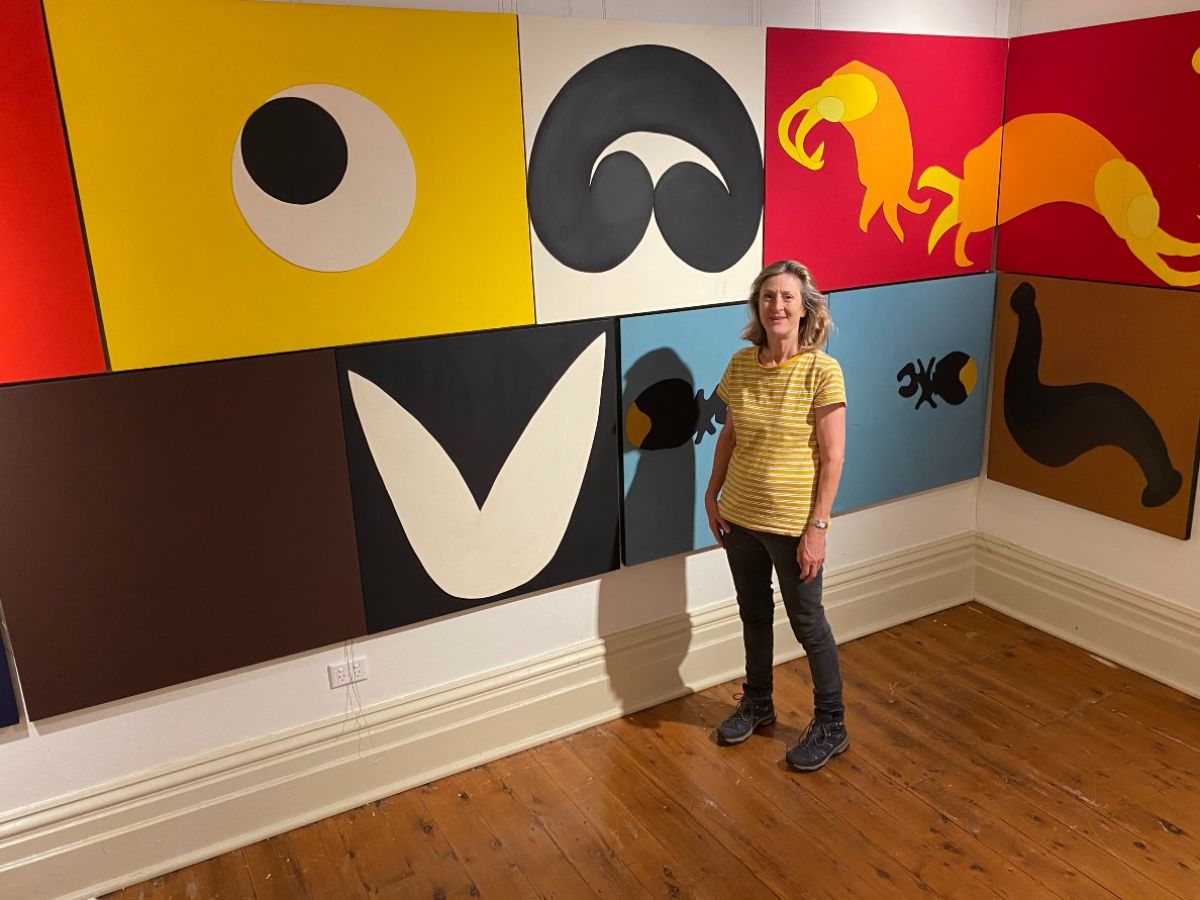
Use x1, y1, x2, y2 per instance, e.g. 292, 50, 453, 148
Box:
959, 356, 978, 396
626, 403, 651, 449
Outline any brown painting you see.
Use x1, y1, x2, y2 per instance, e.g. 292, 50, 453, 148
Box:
0, 352, 366, 719
989, 274, 1200, 539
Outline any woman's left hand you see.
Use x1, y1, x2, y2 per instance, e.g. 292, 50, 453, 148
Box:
797, 527, 825, 583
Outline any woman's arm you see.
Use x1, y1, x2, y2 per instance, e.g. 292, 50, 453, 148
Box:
798, 402, 846, 581
704, 416, 736, 546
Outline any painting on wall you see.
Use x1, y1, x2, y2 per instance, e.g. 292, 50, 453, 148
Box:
43, 0, 534, 371
520, 16, 764, 323
619, 302, 746, 565
988, 275, 1200, 539
337, 321, 621, 633
766, 28, 1007, 292
997, 11, 1200, 289
0, 632, 17, 729
0, 353, 367, 720
828, 273, 995, 513
0, 0, 106, 385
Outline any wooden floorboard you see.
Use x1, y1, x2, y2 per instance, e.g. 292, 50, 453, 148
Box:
108, 602, 1200, 899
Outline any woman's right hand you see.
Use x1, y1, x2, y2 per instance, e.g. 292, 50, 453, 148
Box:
705, 494, 729, 547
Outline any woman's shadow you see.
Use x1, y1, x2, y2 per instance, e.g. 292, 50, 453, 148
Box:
598, 348, 709, 728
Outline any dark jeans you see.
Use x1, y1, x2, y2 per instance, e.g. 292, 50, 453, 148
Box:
723, 522, 845, 723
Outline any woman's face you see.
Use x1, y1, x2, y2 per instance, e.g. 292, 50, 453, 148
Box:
757, 273, 805, 342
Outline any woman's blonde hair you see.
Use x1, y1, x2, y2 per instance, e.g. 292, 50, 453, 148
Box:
741, 259, 832, 351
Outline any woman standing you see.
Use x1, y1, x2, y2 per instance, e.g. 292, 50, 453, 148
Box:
704, 259, 848, 772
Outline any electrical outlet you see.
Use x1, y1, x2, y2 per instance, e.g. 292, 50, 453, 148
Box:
327, 657, 368, 689
327, 662, 351, 689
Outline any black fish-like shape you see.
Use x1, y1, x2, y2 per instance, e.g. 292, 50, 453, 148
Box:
1004, 281, 1181, 508
527, 44, 763, 273
626, 377, 727, 450
897, 350, 975, 410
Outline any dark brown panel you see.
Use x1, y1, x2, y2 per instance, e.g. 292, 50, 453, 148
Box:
989, 274, 1200, 539
0, 351, 366, 719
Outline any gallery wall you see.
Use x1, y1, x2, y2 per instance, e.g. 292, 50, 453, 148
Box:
0, 0, 1008, 817
4, 0, 1196, 850
4, 0, 1196, 810
980, 0, 1200, 612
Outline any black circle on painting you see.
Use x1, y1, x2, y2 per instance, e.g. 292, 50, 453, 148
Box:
241, 97, 348, 205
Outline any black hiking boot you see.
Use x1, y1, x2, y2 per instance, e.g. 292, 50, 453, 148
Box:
715, 687, 775, 745
785, 718, 849, 771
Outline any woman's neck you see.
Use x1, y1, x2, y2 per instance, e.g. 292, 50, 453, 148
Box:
759, 336, 801, 367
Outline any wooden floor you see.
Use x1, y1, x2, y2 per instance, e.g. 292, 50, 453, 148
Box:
109, 602, 1200, 899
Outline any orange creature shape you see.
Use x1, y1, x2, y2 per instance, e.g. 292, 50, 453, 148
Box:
778, 61, 928, 242
920, 112, 1200, 286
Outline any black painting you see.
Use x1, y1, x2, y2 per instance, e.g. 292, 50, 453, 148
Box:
337, 321, 621, 632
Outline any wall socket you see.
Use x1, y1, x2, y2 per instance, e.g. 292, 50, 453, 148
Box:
327, 657, 368, 689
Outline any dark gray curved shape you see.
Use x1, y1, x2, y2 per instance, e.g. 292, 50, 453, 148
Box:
1004, 281, 1182, 508
528, 45, 764, 274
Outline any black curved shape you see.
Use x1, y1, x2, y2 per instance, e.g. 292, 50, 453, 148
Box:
527, 45, 764, 273
628, 377, 728, 450
1004, 282, 1182, 507
932, 351, 973, 406
241, 97, 348, 205
896, 362, 921, 400
629, 378, 698, 450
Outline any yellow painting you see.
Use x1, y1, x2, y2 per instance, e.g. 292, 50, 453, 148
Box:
44, 0, 534, 370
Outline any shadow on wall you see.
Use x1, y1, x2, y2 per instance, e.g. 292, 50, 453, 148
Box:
621, 348, 699, 565
597, 345, 712, 726
596, 554, 692, 729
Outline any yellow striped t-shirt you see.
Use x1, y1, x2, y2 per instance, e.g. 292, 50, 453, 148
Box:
716, 347, 846, 536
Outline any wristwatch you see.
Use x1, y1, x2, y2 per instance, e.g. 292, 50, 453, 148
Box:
809, 518, 830, 531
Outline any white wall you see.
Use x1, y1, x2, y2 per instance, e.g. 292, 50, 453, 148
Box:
0, 0, 1007, 819
1010, 0, 1199, 34
980, 0, 1200, 617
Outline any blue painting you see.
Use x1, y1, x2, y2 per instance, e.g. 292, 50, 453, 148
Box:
1, 632, 17, 728
620, 302, 748, 565
828, 273, 995, 514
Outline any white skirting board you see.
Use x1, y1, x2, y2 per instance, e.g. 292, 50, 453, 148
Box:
6, 530, 1198, 899
974, 534, 1200, 700
0, 533, 974, 900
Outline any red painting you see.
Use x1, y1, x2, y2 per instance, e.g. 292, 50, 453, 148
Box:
765, 28, 1007, 292
998, 11, 1200, 289
0, 0, 105, 384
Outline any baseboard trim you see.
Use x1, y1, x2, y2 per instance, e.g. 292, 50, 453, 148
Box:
974, 534, 1200, 699
7, 530, 1190, 900
0, 533, 974, 900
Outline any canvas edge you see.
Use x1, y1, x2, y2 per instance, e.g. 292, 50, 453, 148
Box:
0, 531, 974, 900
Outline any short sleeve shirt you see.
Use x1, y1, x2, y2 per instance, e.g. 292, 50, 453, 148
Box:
715, 347, 847, 536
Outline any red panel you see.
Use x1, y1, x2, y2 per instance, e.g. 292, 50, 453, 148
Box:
765, 28, 1006, 292
998, 11, 1200, 289
0, 0, 105, 383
